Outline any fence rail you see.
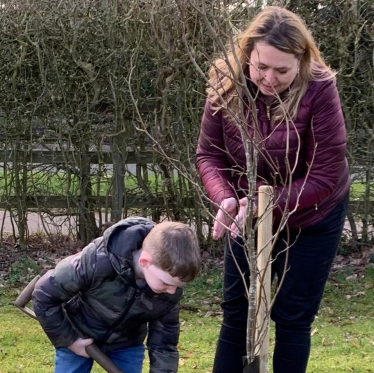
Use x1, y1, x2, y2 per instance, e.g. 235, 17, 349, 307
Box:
0, 195, 372, 214
0, 150, 372, 212
0, 150, 153, 165
0, 150, 372, 246
0, 195, 196, 210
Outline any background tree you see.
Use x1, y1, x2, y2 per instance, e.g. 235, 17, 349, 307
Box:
0, 0, 372, 250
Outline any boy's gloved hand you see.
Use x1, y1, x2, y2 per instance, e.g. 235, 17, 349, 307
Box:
68, 337, 94, 358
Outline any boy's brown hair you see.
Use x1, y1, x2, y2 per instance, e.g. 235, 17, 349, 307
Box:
142, 221, 200, 282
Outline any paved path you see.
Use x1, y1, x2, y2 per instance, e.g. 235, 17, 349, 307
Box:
0, 210, 80, 236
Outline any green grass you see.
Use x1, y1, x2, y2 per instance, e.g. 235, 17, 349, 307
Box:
0, 170, 370, 201
0, 171, 161, 197
350, 181, 373, 200
0, 267, 373, 373
306, 267, 374, 373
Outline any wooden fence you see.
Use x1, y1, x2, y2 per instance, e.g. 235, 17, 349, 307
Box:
0, 149, 196, 212
0, 150, 372, 213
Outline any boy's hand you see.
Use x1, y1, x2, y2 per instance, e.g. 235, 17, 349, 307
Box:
68, 337, 94, 358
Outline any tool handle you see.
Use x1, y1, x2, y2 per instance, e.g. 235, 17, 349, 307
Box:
11, 276, 124, 372
12, 304, 38, 320
10, 275, 41, 320
85, 344, 125, 373
12, 275, 40, 307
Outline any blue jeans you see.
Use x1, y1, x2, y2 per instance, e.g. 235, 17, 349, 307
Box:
213, 194, 349, 373
54, 344, 145, 373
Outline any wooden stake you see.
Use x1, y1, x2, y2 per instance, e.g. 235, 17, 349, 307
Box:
255, 186, 273, 373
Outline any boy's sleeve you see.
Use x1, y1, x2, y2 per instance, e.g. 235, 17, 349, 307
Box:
147, 302, 180, 373
32, 241, 98, 348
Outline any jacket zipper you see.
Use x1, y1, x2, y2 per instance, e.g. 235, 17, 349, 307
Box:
99, 287, 140, 344
266, 105, 271, 120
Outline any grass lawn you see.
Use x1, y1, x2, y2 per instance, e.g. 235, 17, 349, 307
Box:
349, 181, 373, 200
0, 266, 373, 373
0, 170, 161, 197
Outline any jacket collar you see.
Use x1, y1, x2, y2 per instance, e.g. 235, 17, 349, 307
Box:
245, 78, 291, 107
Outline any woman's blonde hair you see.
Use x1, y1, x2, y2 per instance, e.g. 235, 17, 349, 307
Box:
207, 6, 334, 121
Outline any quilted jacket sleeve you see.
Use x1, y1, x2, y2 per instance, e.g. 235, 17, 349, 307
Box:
273, 78, 347, 216
196, 100, 237, 207
32, 240, 99, 348
146, 298, 180, 373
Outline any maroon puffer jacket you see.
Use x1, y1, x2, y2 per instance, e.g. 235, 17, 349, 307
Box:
196, 78, 351, 229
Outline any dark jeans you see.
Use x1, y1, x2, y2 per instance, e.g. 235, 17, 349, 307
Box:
54, 345, 145, 373
213, 194, 349, 373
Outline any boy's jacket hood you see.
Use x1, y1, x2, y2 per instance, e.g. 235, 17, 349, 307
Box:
103, 217, 155, 277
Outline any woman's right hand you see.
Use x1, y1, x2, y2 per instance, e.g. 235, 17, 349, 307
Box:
213, 197, 238, 240
68, 337, 94, 358
230, 197, 258, 238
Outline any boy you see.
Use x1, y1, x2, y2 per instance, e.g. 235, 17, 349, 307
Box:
32, 217, 201, 373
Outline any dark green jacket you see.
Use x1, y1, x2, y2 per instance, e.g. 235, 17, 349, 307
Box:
32, 217, 182, 372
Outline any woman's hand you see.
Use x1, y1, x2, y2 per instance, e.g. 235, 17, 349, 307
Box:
213, 197, 238, 240
230, 197, 258, 238
68, 337, 94, 358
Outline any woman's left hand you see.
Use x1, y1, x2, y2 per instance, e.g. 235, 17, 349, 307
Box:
213, 197, 238, 240
230, 197, 258, 238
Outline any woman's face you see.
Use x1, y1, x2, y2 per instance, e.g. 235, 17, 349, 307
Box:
249, 42, 300, 98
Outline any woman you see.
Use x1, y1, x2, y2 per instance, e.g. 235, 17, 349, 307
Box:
196, 6, 350, 373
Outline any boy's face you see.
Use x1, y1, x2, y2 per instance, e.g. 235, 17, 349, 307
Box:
143, 264, 185, 294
